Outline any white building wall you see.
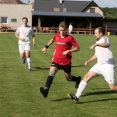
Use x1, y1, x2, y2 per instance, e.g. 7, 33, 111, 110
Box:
0, 4, 32, 29
85, 6, 104, 16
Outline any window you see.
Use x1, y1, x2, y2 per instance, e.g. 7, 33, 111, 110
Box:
1, 17, 8, 24
11, 19, 17, 22
54, 8, 60, 12
63, 8, 67, 12
90, 8, 95, 13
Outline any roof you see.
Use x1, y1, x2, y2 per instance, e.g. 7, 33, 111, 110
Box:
34, 0, 98, 12
32, 11, 103, 18
0, 0, 24, 4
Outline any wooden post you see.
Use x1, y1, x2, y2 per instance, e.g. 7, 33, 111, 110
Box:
89, 18, 92, 34
38, 17, 41, 27
38, 17, 41, 33
105, 24, 107, 35
86, 18, 92, 34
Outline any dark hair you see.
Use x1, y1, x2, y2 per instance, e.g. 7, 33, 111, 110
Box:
22, 17, 28, 22
96, 27, 105, 35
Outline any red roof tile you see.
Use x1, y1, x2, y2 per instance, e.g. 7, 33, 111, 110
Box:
0, 0, 24, 4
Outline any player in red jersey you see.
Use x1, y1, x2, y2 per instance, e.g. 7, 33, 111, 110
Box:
40, 22, 81, 98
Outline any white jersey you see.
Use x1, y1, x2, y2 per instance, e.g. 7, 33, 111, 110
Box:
95, 36, 115, 65
69, 24, 73, 31
15, 25, 34, 44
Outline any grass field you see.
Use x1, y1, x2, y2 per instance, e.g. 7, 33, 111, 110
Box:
0, 33, 117, 117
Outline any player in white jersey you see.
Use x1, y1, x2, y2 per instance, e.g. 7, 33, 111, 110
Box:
68, 23, 73, 35
68, 27, 117, 104
15, 17, 36, 72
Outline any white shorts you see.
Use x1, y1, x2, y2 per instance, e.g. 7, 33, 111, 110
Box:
19, 44, 30, 54
90, 63, 116, 84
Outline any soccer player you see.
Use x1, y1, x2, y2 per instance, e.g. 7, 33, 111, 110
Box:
68, 23, 73, 35
68, 27, 117, 104
15, 17, 36, 72
40, 22, 81, 98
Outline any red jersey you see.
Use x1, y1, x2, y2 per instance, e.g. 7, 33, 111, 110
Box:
52, 33, 79, 66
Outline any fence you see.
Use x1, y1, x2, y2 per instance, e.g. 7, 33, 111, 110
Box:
0, 25, 17, 32
1, 25, 117, 35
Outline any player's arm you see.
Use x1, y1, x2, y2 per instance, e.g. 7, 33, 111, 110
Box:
15, 34, 25, 42
85, 54, 97, 65
95, 43, 110, 47
63, 37, 80, 55
90, 43, 109, 49
32, 35, 36, 47
69, 46, 80, 52
42, 38, 54, 53
90, 37, 110, 49
63, 46, 80, 55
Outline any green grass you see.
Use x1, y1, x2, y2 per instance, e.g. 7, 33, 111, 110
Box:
0, 33, 117, 117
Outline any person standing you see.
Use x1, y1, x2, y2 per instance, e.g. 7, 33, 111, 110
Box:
15, 17, 36, 72
40, 22, 81, 98
68, 27, 117, 104
68, 23, 73, 35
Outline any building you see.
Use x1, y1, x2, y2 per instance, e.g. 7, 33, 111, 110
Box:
1, 0, 116, 34
32, 0, 103, 29
0, 0, 32, 30
103, 18, 117, 35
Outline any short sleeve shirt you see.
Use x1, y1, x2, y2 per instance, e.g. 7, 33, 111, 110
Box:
15, 25, 34, 44
95, 36, 115, 65
52, 33, 79, 66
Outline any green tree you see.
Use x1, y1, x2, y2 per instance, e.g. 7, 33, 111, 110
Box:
101, 7, 117, 18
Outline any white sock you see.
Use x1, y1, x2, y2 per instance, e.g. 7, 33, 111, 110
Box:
27, 58, 31, 69
75, 80, 87, 99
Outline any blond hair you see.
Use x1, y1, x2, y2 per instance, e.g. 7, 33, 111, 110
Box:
59, 22, 67, 29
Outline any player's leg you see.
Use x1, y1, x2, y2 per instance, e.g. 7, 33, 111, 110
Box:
68, 71, 97, 103
63, 65, 81, 88
68, 64, 99, 103
75, 64, 100, 98
19, 44, 26, 64
103, 64, 117, 91
75, 71, 97, 98
40, 62, 59, 98
65, 73, 81, 88
25, 44, 31, 71
108, 84, 117, 91
25, 50, 31, 71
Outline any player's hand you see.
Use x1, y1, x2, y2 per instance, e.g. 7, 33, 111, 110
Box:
20, 38, 25, 42
84, 61, 89, 66
63, 50, 69, 55
42, 47, 47, 53
90, 44, 96, 49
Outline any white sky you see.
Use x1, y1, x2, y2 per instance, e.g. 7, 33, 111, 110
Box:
21, 0, 117, 8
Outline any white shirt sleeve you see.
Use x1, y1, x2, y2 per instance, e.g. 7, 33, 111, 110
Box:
103, 36, 110, 44
15, 27, 20, 35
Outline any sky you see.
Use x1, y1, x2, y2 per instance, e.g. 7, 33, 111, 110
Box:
21, 0, 117, 8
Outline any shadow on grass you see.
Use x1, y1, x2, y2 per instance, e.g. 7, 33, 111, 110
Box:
33, 67, 50, 70
33, 64, 84, 71
51, 91, 117, 103
52, 97, 69, 101
92, 88, 109, 90
82, 90, 116, 97
79, 97, 117, 104
71, 65, 84, 67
